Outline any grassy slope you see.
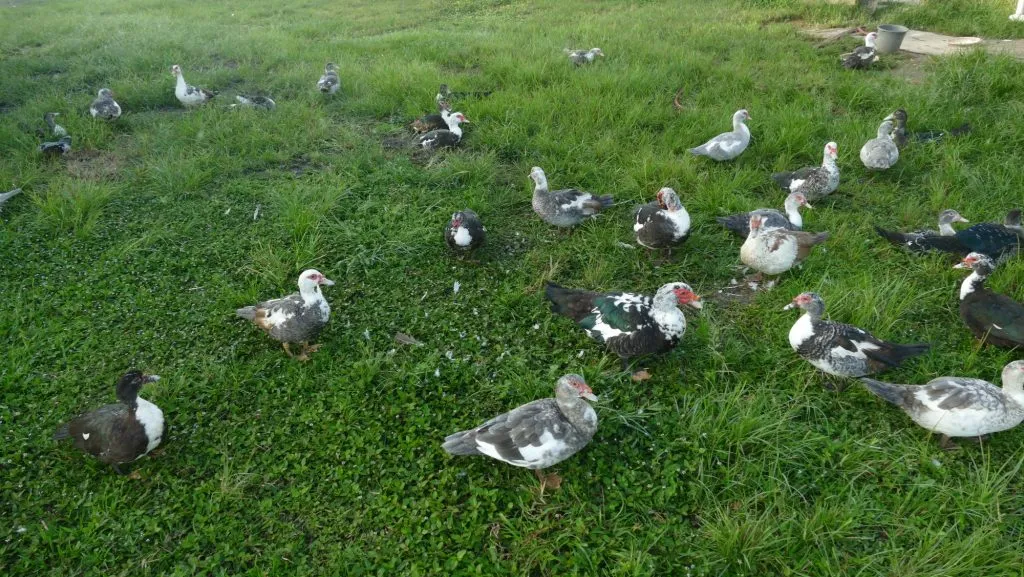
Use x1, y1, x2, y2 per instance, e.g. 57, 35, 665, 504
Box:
1, 0, 1023, 574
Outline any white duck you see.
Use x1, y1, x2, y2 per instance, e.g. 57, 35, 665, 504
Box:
171, 65, 216, 107
861, 361, 1024, 449
860, 118, 899, 170
688, 109, 751, 161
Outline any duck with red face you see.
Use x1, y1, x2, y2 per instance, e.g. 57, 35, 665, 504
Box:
235, 269, 335, 361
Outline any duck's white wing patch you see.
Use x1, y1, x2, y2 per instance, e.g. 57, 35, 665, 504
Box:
81, 432, 90, 440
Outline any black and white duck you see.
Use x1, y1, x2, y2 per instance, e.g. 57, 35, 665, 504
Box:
530, 166, 613, 228
564, 48, 605, 66
634, 187, 691, 259
443, 374, 598, 491
317, 63, 340, 94
860, 117, 899, 170
39, 135, 71, 156
44, 112, 67, 137
53, 370, 164, 475
740, 214, 829, 278
841, 32, 878, 70
0, 188, 24, 212
415, 111, 469, 150
445, 209, 486, 255
545, 281, 702, 377
235, 269, 335, 361
233, 94, 276, 111
770, 142, 839, 200
875, 209, 1021, 263
861, 361, 1024, 449
785, 292, 930, 384
689, 109, 751, 161
171, 65, 215, 106
718, 192, 810, 238
873, 209, 970, 252
954, 253, 1024, 349
89, 88, 122, 120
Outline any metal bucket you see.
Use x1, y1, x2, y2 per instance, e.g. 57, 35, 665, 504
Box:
876, 24, 909, 54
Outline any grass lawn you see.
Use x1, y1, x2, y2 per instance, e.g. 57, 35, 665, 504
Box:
2, 0, 1024, 574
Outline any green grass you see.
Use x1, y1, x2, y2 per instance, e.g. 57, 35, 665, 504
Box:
2, 0, 1024, 574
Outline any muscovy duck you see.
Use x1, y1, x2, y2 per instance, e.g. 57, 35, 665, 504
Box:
889, 108, 971, 149
841, 32, 878, 69
89, 88, 121, 120
688, 109, 751, 161
171, 65, 215, 106
445, 209, 486, 255
861, 360, 1024, 449
770, 142, 839, 200
954, 253, 1024, 349
785, 292, 930, 383
317, 63, 340, 94
530, 167, 613, 228
39, 136, 72, 156
442, 374, 598, 491
44, 112, 67, 137
416, 112, 468, 150
53, 370, 164, 475
718, 192, 810, 238
235, 269, 335, 361
565, 48, 605, 66
860, 117, 898, 170
233, 95, 276, 111
740, 214, 828, 277
0, 188, 23, 212
875, 209, 1021, 263
545, 281, 702, 375
873, 209, 969, 252
634, 187, 691, 259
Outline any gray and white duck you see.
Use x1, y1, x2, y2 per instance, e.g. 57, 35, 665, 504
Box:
564, 48, 605, 66
171, 64, 216, 107
442, 374, 598, 491
770, 142, 839, 201
860, 117, 899, 170
718, 191, 810, 238
873, 209, 970, 252
0, 188, 24, 213
785, 292, 930, 386
445, 209, 486, 256
530, 166, 613, 228
416, 111, 469, 150
876, 209, 1021, 263
633, 187, 691, 260
44, 112, 68, 137
317, 63, 340, 94
689, 109, 751, 162
89, 88, 122, 120
53, 370, 164, 475
954, 253, 1024, 349
232, 94, 276, 111
545, 281, 702, 378
861, 360, 1024, 449
841, 32, 878, 70
235, 269, 335, 361
740, 214, 828, 278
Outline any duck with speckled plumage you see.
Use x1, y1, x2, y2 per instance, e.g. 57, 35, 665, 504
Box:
445, 209, 486, 256
171, 64, 216, 106
89, 88, 122, 120
236, 269, 335, 361
634, 187, 690, 261
530, 167, 613, 229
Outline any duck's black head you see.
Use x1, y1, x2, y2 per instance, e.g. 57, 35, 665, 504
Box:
1004, 209, 1022, 230
115, 370, 160, 406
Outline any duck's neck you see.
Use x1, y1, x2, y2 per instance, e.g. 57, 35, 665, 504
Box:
734, 119, 749, 136
783, 200, 802, 228
300, 285, 324, 306
176, 74, 187, 91
558, 397, 597, 434
937, 222, 956, 236
822, 153, 837, 172
865, 35, 876, 49
959, 271, 986, 300
532, 175, 549, 194
447, 124, 463, 138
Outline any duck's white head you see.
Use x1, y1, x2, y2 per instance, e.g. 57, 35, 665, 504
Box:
655, 282, 702, 310
555, 373, 598, 402
783, 292, 825, 317
864, 32, 878, 47
734, 109, 751, 124
589, 48, 605, 57
656, 187, 683, 212
785, 191, 811, 211
824, 141, 838, 161
98, 88, 114, 98
938, 209, 969, 226
171, 64, 182, 77
529, 166, 547, 186
1002, 361, 1024, 391
297, 269, 335, 293
446, 112, 469, 127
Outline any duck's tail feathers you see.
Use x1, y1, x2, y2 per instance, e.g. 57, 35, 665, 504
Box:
235, 306, 257, 321
442, 431, 481, 456
544, 282, 599, 322
716, 214, 750, 237
874, 225, 911, 246
860, 378, 911, 407
771, 171, 795, 190
688, 146, 706, 156
53, 423, 70, 441
866, 342, 930, 368
595, 195, 614, 209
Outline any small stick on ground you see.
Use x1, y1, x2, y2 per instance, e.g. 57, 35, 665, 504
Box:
672, 87, 685, 111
